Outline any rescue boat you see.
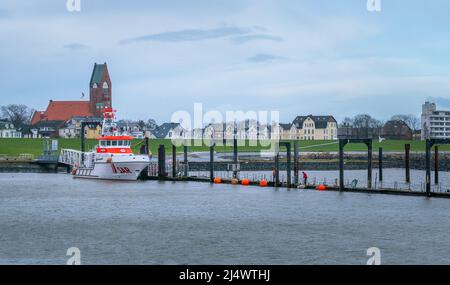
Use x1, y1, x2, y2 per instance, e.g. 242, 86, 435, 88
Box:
72, 108, 150, 180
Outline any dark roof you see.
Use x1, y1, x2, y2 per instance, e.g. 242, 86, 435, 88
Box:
33, 120, 65, 129
293, 115, 336, 129
152, 123, 181, 138
279, 123, 292, 130
90, 63, 106, 86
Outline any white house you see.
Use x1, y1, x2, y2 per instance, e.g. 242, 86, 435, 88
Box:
0, 121, 22, 138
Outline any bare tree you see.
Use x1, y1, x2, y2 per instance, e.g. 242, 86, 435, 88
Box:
1, 104, 35, 127
391, 114, 420, 132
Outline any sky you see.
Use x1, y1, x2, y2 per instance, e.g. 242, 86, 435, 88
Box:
1, 0, 450, 124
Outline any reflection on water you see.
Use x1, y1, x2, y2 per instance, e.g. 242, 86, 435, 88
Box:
1, 172, 450, 265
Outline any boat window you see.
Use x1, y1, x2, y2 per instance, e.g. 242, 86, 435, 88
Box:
106, 141, 111, 146
112, 140, 117, 146
117, 140, 122, 146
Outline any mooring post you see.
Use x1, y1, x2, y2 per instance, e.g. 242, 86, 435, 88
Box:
294, 141, 299, 185
183, 145, 188, 177
405, 143, 411, 183
367, 140, 372, 189
286, 143, 291, 188
172, 144, 176, 178
435, 145, 439, 185
210, 143, 215, 182
275, 143, 280, 187
339, 139, 345, 191
233, 122, 238, 179
425, 139, 431, 197
378, 147, 383, 182
80, 123, 85, 164
158, 144, 166, 180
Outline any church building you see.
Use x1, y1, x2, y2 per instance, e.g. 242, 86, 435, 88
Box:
31, 63, 112, 124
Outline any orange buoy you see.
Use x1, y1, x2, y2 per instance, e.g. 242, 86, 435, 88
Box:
213, 177, 222, 184
316, 184, 327, 191
241, 178, 250, 186
259, 180, 268, 187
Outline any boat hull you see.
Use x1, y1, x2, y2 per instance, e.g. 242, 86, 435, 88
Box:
73, 160, 149, 181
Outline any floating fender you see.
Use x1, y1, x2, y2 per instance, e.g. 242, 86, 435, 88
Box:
241, 178, 250, 186
231, 178, 239, 185
213, 177, 222, 184
316, 184, 327, 191
259, 180, 268, 187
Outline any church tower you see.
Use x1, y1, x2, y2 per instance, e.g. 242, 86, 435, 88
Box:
89, 62, 112, 117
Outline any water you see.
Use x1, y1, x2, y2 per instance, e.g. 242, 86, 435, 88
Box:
1, 172, 450, 264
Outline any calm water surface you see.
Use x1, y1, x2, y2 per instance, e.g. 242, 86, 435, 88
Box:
1, 173, 450, 264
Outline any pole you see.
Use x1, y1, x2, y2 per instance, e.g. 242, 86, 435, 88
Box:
339, 139, 345, 191
435, 145, 439, 185
425, 139, 431, 197
367, 140, 372, 189
378, 147, 383, 182
183, 145, 188, 177
158, 144, 166, 180
286, 143, 291, 188
405, 144, 410, 183
81, 122, 86, 164
275, 143, 280, 187
294, 141, 299, 185
172, 144, 176, 178
233, 122, 238, 179
210, 143, 215, 182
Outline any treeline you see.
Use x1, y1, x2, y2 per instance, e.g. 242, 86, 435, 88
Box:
340, 113, 420, 132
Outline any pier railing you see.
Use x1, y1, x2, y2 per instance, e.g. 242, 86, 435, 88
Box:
59, 149, 83, 166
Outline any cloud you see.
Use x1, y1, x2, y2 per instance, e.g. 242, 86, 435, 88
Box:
231, 34, 283, 44
427, 97, 450, 109
120, 26, 252, 45
248, 53, 285, 63
63, 43, 89, 50
0, 9, 9, 18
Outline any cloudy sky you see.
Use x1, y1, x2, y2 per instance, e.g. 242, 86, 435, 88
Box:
1, 0, 450, 123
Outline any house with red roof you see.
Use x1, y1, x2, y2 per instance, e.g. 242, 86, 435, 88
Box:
31, 63, 112, 128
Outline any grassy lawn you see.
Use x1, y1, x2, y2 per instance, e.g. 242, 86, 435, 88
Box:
0, 138, 448, 157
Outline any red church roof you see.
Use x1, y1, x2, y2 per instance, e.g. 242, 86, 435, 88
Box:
31, 100, 92, 125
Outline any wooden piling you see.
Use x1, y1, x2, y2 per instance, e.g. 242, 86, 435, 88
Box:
435, 145, 439, 185
210, 144, 215, 182
158, 144, 166, 180
294, 141, 299, 185
275, 145, 280, 187
367, 140, 372, 189
183, 145, 188, 177
286, 143, 291, 188
425, 140, 431, 197
339, 139, 345, 191
378, 147, 383, 182
405, 144, 410, 183
172, 144, 176, 178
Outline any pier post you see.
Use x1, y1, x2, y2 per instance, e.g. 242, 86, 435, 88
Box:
367, 140, 372, 189
294, 141, 299, 185
172, 144, 176, 178
158, 144, 166, 180
286, 142, 291, 188
183, 145, 188, 177
233, 122, 238, 179
405, 144, 410, 183
210, 143, 215, 182
274, 143, 280, 187
144, 137, 149, 155
425, 139, 431, 197
80, 124, 85, 164
378, 147, 383, 182
435, 145, 439, 185
339, 139, 345, 191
